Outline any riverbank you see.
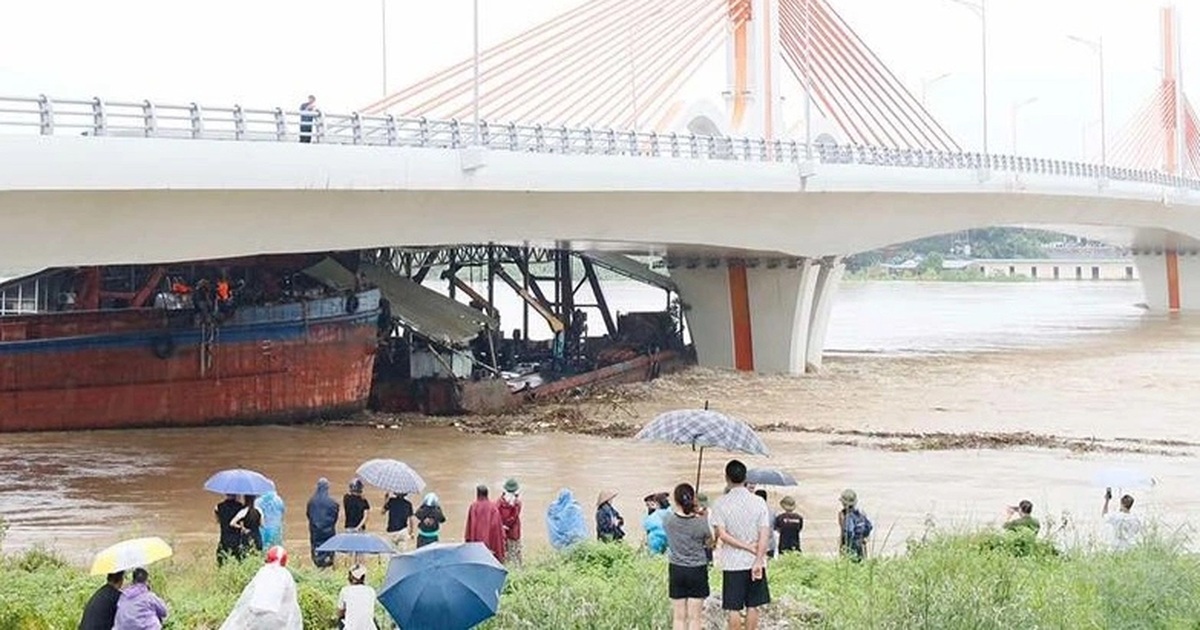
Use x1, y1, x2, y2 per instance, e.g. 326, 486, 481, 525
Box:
4, 531, 1198, 629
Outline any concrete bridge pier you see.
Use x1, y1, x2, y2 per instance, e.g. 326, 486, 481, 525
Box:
1135, 248, 1200, 311
668, 255, 844, 375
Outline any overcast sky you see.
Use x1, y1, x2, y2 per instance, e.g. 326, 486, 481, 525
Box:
0, 0, 1192, 160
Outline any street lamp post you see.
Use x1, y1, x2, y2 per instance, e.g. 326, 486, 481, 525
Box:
472, 0, 481, 145
1067, 35, 1106, 171
1011, 97, 1038, 155
920, 72, 953, 108
949, 0, 988, 155
381, 0, 388, 97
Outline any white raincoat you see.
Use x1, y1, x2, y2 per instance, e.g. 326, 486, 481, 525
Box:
219, 559, 303, 630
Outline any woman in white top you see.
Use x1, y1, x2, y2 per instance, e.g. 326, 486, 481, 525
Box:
338, 564, 379, 630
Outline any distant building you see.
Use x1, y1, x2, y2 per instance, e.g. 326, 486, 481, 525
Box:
972, 259, 1136, 281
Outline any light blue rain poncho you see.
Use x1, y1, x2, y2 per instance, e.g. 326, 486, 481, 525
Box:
643, 507, 672, 555
546, 489, 589, 550
257, 492, 286, 548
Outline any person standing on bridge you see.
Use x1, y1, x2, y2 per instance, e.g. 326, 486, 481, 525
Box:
299, 95, 316, 143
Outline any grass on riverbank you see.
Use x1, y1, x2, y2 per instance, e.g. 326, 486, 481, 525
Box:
3, 530, 1199, 629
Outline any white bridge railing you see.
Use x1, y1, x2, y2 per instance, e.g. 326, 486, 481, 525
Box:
2, 95, 1198, 192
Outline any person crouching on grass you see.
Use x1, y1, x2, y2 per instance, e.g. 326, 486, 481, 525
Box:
710, 460, 771, 630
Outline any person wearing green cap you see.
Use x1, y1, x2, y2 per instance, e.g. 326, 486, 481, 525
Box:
775, 497, 804, 554
498, 478, 523, 566
838, 489, 872, 561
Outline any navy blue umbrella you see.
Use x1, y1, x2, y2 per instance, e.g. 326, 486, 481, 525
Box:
378, 542, 507, 630
746, 468, 798, 487
316, 532, 395, 555
203, 469, 276, 495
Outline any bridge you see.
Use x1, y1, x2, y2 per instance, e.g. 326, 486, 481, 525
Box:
2, 0, 1199, 375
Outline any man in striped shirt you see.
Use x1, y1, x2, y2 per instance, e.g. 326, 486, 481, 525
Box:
710, 460, 771, 629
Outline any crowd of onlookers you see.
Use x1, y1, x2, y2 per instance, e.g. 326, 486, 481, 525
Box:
76, 465, 1145, 630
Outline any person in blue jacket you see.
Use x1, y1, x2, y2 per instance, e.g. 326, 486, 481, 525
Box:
642, 492, 672, 554
305, 478, 339, 567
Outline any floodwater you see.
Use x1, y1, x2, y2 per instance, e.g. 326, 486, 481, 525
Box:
4, 279, 1200, 562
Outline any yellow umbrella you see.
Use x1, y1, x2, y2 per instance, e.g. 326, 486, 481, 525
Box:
90, 537, 173, 576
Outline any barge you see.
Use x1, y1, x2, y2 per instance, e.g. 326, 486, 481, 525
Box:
0, 256, 381, 432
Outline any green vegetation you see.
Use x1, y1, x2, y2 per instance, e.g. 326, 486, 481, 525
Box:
846, 227, 1077, 273
3, 531, 1200, 629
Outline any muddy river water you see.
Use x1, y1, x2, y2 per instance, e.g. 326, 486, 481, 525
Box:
4, 280, 1200, 562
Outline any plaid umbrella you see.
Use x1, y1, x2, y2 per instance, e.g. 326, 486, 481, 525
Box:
634, 405, 768, 489
357, 459, 426, 494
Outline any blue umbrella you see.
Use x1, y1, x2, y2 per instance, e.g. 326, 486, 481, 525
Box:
635, 403, 768, 488
357, 458, 426, 494
378, 542, 507, 630
316, 532, 396, 555
203, 469, 276, 495
746, 468, 798, 487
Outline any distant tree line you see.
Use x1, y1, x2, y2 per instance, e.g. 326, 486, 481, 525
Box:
846, 228, 1073, 272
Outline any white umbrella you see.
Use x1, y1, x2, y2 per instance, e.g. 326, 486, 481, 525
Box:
357, 459, 426, 494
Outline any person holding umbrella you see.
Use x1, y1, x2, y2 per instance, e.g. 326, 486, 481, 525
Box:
382, 492, 416, 550
307, 478, 340, 568
78, 571, 124, 630
214, 493, 244, 565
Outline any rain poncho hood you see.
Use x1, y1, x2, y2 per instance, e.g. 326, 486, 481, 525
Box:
307, 478, 339, 539
546, 489, 589, 550
219, 556, 302, 630
258, 492, 286, 548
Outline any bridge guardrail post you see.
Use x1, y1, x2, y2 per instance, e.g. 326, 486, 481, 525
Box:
37, 95, 53, 135
584, 127, 595, 154
142, 100, 157, 137
507, 122, 518, 151
480, 120, 491, 147
626, 130, 637, 155
418, 117, 429, 147
273, 108, 286, 141
385, 114, 398, 146
91, 97, 107, 136
560, 125, 569, 153
533, 124, 545, 152
189, 103, 203, 139
313, 111, 326, 144
670, 132, 679, 158
233, 105, 246, 140
351, 112, 363, 145
649, 132, 660, 157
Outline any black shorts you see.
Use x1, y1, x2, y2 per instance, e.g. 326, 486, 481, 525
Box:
722, 569, 770, 610
669, 564, 710, 600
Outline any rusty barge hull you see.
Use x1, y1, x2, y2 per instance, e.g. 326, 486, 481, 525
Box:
0, 291, 381, 432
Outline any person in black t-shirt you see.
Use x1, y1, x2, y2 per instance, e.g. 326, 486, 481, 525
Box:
215, 494, 246, 564
383, 492, 416, 547
343, 479, 371, 532
78, 571, 124, 630
775, 496, 804, 554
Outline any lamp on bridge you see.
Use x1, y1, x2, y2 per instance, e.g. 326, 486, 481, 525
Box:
1010, 97, 1039, 156
1067, 35, 1107, 171
949, 0, 989, 155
